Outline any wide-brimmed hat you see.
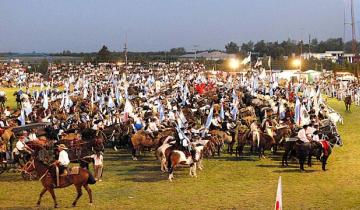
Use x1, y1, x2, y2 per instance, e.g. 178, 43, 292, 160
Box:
57, 144, 68, 150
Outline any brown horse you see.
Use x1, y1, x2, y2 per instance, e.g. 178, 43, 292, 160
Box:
344, 95, 352, 112
26, 157, 95, 208
131, 130, 160, 160
1, 128, 15, 151
208, 130, 234, 156
236, 130, 276, 158
272, 126, 293, 154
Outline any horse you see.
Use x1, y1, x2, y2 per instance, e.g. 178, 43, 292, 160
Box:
13, 91, 22, 108
208, 129, 234, 156
236, 130, 276, 158
167, 140, 208, 181
272, 126, 293, 154
282, 140, 323, 171
0, 95, 6, 109
130, 130, 160, 160
1, 128, 15, 152
25, 156, 95, 208
344, 95, 352, 112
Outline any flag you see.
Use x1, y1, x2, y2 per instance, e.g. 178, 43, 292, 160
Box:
254, 59, 262, 68
268, 57, 272, 69
231, 105, 238, 120
275, 176, 282, 210
108, 96, 115, 108
159, 104, 165, 123
91, 91, 94, 108
294, 97, 301, 126
179, 110, 187, 124
220, 102, 225, 120
205, 105, 214, 129
83, 87, 88, 99
241, 55, 251, 65
18, 109, 26, 126
270, 87, 274, 97
124, 99, 134, 114
43, 90, 49, 110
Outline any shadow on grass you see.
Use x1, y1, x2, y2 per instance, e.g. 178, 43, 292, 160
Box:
0, 173, 28, 182
272, 168, 317, 173
256, 164, 298, 169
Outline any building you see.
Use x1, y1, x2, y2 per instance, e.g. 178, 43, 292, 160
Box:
302, 51, 356, 63
179, 51, 236, 61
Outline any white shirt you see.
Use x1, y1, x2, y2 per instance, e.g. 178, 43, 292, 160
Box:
148, 122, 158, 132
58, 150, 70, 166
90, 154, 103, 166
298, 129, 309, 143
313, 134, 320, 142
29, 133, 37, 141
14, 140, 26, 154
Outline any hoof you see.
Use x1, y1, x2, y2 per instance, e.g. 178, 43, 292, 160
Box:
132, 157, 138, 161
54, 204, 59, 208
72, 203, 76, 207
113, 146, 118, 151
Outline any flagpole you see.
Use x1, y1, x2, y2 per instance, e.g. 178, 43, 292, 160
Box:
269, 56, 273, 82
275, 176, 282, 210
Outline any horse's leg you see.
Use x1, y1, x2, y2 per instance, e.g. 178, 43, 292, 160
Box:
72, 185, 83, 207
83, 184, 93, 204
132, 147, 137, 161
48, 188, 58, 208
307, 155, 312, 167
299, 156, 305, 171
321, 156, 328, 171
36, 187, 47, 206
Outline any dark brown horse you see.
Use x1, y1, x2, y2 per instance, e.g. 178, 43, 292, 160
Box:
236, 130, 276, 158
344, 95, 352, 112
26, 157, 95, 208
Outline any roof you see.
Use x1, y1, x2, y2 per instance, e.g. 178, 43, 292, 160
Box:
179, 51, 236, 60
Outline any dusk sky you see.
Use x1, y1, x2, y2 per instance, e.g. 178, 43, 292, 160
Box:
0, 0, 358, 53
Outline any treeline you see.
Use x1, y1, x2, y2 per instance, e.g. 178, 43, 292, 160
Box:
225, 38, 359, 59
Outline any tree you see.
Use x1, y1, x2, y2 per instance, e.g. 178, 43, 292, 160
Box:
240, 41, 254, 56
225, 42, 239, 54
170, 47, 186, 55
83, 55, 93, 63
96, 45, 111, 63
38, 59, 49, 75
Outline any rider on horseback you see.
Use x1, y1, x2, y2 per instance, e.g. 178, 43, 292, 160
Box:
297, 125, 311, 144
51, 144, 70, 187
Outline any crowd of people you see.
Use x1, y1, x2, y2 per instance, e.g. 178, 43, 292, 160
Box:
0, 60, 346, 182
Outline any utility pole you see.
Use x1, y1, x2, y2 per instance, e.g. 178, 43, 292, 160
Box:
124, 32, 128, 70
351, 0, 357, 56
193, 45, 199, 60
350, 0, 359, 79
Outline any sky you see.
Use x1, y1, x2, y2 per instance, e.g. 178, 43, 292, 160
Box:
0, 0, 357, 53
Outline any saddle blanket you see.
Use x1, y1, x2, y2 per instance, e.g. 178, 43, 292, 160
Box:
285, 137, 298, 142
61, 166, 80, 176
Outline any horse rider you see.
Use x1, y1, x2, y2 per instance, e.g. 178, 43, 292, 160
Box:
28, 129, 38, 141
297, 124, 311, 144
261, 114, 276, 138
250, 120, 261, 147
176, 126, 193, 155
51, 144, 70, 187
147, 117, 159, 138
13, 135, 33, 166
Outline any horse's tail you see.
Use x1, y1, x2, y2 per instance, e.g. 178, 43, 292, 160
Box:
87, 172, 96, 185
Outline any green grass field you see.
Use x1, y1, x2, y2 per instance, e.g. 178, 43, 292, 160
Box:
0, 88, 359, 210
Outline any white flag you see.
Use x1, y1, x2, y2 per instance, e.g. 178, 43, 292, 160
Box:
275, 176, 282, 210
241, 55, 251, 65
268, 57, 272, 69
